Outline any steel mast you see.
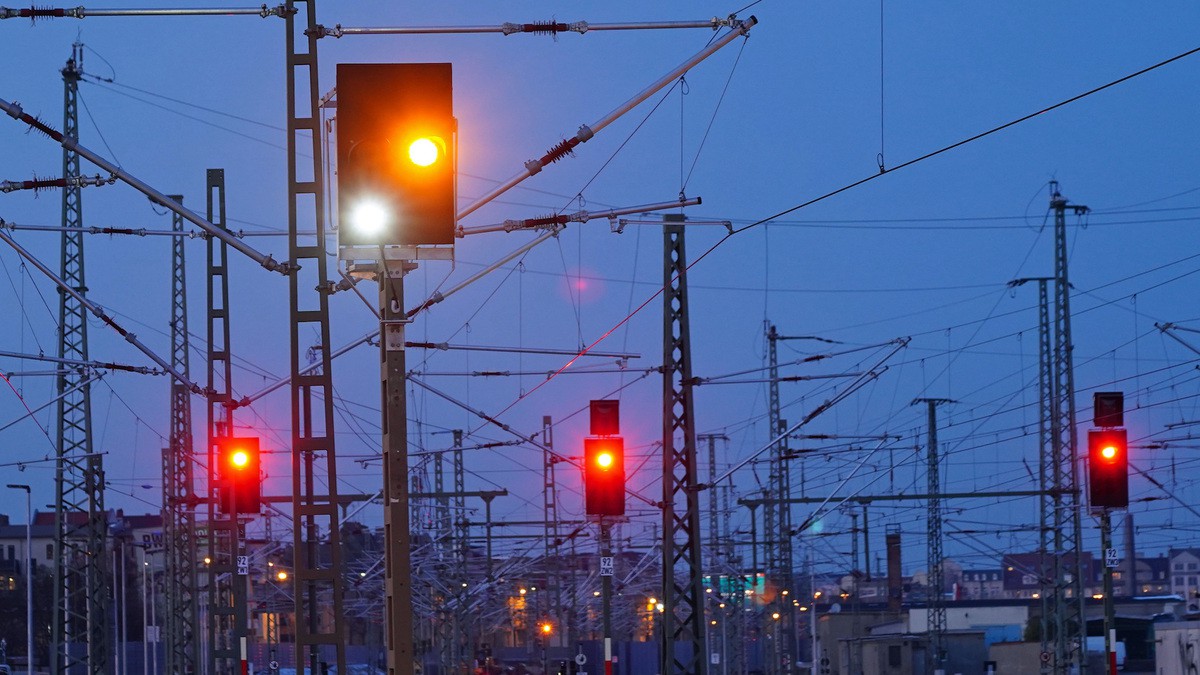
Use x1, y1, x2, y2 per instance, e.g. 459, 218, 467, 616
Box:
661, 213, 707, 675
285, 2, 348, 671
163, 193, 200, 675
1049, 182, 1089, 675
51, 42, 110, 675
765, 324, 798, 675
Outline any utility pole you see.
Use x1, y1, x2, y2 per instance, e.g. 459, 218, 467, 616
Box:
285, 3, 348, 672
51, 42, 110, 675
1100, 511, 1116, 675
379, 260, 415, 675
1050, 182, 1089, 675
914, 398, 952, 675
661, 213, 708, 675
163, 192, 200, 675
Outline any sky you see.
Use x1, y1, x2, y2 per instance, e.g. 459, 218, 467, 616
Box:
3, 2, 1200, 579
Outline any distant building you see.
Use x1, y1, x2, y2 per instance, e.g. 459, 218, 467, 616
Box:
1002, 552, 1096, 600
959, 569, 1004, 600
1168, 548, 1200, 609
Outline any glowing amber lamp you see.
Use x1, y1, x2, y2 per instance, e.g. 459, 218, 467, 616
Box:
408, 137, 441, 167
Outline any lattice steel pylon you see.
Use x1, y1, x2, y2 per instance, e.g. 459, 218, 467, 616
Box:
765, 324, 797, 675
1049, 182, 1089, 675
915, 398, 952, 675
205, 168, 246, 675
661, 213, 707, 675
1009, 277, 1055, 672
163, 193, 200, 675
51, 42, 110, 675
285, 3, 347, 671
542, 416, 568, 649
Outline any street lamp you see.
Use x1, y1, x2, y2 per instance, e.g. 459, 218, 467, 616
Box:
6, 484, 31, 675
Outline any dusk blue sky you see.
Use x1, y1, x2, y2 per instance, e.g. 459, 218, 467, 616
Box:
3, 2, 1200, 577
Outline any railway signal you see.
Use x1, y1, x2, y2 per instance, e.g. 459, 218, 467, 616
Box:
1088, 428, 1128, 509
218, 436, 261, 515
336, 62, 456, 249
584, 436, 625, 517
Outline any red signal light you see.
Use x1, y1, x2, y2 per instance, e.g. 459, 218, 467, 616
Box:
584, 437, 625, 517
218, 436, 261, 515
1088, 428, 1128, 509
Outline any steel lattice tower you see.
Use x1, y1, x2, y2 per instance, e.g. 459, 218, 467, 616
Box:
1019, 278, 1056, 671
453, 430, 471, 671
163, 194, 200, 675
661, 214, 707, 675
765, 324, 797, 674
51, 43, 110, 675
542, 416, 569, 649
1049, 182, 1089, 675
205, 168, 245, 675
916, 398, 951, 675
285, 4, 347, 670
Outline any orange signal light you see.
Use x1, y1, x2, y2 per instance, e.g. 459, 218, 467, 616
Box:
540, 622, 553, 635
407, 137, 443, 167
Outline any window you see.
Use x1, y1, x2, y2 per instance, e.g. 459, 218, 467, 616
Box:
45, 544, 52, 560
6, 545, 12, 560
888, 646, 902, 667
1190, 577, 1197, 585
1177, 576, 1185, 585
1176, 563, 1185, 571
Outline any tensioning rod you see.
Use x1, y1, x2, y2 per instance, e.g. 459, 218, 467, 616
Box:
0, 97, 291, 274
0, 228, 207, 394
456, 16, 756, 221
